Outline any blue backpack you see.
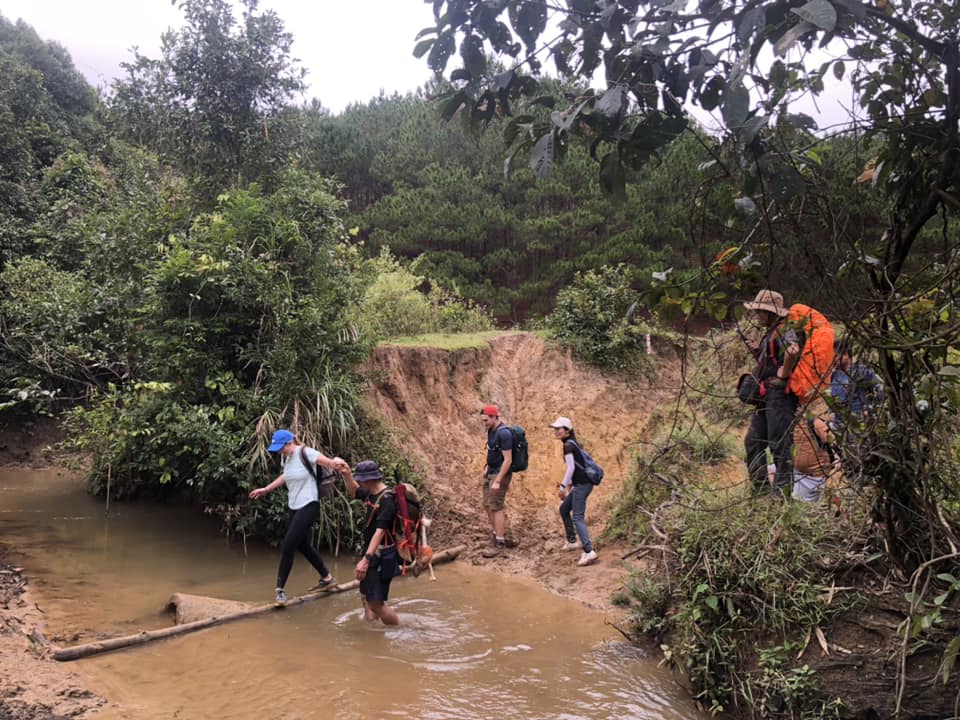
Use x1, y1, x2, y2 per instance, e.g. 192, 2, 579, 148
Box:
571, 440, 604, 485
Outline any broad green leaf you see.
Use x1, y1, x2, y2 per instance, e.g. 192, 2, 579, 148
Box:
413, 38, 435, 59
792, 0, 837, 31
530, 131, 554, 179
721, 82, 750, 129
737, 7, 766, 44
599, 151, 626, 199
740, 114, 767, 145
596, 86, 626, 118
774, 20, 815, 57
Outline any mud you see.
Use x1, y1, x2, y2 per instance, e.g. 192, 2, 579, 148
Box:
0, 551, 104, 719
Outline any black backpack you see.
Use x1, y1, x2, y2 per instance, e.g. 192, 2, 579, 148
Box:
299, 447, 339, 498
497, 425, 529, 473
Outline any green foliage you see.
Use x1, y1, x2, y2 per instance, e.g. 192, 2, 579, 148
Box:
545, 264, 651, 371
605, 409, 736, 542
0, 256, 104, 405
109, 0, 306, 199
631, 501, 852, 717
305, 91, 719, 322
0, 14, 99, 264
352, 248, 494, 341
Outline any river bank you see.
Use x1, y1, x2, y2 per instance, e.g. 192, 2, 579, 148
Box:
0, 551, 104, 719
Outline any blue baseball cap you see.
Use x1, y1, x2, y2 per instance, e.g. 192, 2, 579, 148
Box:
267, 429, 294, 452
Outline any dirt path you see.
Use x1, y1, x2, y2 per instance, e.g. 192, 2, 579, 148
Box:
363, 332, 681, 610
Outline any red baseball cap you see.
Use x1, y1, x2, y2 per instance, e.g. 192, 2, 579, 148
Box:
480, 404, 499, 417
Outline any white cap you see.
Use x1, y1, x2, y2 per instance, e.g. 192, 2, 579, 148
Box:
549, 416, 573, 430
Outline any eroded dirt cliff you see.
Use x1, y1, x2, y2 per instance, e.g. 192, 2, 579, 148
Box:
362, 332, 681, 609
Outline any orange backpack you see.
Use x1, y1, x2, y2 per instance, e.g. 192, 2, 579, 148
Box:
785, 304, 835, 404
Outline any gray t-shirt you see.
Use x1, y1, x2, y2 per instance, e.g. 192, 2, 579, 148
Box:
281, 446, 320, 509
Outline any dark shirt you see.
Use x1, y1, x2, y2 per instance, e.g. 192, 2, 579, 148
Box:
755, 323, 800, 381
486, 423, 514, 473
563, 439, 590, 485
357, 487, 397, 548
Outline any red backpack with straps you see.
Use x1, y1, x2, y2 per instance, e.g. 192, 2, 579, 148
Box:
365, 483, 426, 575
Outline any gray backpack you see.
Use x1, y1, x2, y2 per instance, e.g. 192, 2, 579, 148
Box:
299, 447, 339, 498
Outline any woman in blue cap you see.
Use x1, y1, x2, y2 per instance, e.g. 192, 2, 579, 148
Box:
249, 428, 346, 605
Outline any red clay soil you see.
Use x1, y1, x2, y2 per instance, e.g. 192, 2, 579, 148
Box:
362, 332, 682, 610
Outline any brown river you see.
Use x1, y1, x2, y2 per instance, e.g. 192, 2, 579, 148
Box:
2, 467, 706, 720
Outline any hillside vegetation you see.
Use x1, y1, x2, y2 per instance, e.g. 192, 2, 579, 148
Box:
2, 1, 960, 718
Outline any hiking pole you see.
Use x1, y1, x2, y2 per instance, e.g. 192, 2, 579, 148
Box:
735, 321, 759, 353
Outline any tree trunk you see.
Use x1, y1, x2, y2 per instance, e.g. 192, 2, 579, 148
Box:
53, 544, 466, 662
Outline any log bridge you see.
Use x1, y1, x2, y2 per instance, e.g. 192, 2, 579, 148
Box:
53, 544, 466, 662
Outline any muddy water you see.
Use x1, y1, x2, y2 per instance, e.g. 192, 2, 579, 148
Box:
1, 468, 705, 720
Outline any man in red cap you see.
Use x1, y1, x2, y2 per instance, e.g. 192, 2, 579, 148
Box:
480, 404, 513, 557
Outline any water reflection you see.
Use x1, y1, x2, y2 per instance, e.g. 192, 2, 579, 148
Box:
0, 468, 705, 720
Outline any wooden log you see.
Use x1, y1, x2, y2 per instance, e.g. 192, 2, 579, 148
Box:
53, 544, 466, 662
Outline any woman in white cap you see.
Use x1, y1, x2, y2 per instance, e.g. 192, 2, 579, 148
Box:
249, 428, 345, 605
550, 416, 598, 566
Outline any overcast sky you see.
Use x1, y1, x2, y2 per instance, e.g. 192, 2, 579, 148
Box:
3, 0, 856, 130
1, 0, 439, 113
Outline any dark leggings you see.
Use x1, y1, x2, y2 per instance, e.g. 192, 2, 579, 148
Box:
276, 501, 329, 589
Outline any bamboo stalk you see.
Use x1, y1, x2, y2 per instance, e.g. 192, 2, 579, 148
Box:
53, 545, 465, 662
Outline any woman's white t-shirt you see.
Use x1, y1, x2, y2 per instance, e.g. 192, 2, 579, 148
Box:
282, 446, 320, 509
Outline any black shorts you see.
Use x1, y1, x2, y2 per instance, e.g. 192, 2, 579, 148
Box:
359, 547, 399, 602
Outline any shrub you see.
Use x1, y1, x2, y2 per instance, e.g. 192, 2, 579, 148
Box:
545, 264, 651, 370
355, 248, 494, 340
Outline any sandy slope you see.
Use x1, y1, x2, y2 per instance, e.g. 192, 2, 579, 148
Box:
363, 332, 681, 610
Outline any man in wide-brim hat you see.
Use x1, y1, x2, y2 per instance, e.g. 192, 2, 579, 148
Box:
742, 289, 800, 496
743, 289, 789, 318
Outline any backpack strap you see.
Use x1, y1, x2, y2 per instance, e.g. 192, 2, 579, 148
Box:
299, 447, 317, 480
566, 439, 589, 477
364, 489, 391, 528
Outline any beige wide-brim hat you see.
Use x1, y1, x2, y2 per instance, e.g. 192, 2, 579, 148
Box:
744, 289, 788, 317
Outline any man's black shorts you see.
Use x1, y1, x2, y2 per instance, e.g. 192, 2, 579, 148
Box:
359, 547, 399, 602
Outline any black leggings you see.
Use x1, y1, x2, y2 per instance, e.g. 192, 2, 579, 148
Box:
276, 501, 329, 589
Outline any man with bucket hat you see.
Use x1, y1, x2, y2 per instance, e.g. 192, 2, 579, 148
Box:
342, 460, 400, 625
742, 289, 801, 496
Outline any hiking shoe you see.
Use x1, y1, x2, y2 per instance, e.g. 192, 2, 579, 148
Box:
274, 588, 288, 606
577, 550, 598, 566
307, 575, 336, 592
561, 540, 580, 551
481, 540, 506, 558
